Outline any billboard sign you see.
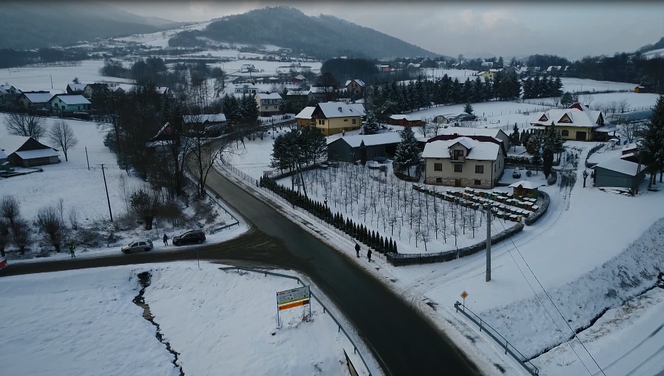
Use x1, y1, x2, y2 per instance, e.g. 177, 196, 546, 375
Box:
277, 286, 310, 311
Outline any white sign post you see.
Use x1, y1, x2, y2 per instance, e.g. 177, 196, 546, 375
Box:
460, 291, 468, 311
276, 285, 311, 327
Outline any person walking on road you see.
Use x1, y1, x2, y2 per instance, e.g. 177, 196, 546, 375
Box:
367, 248, 372, 262
69, 243, 76, 258
355, 243, 361, 258
163, 234, 169, 246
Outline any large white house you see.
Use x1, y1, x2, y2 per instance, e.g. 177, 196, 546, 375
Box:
422, 136, 505, 189
530, 103, 614, 141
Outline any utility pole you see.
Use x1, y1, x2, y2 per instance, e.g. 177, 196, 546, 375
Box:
100, 164, 113, 222
486, 204, 492, 282
85, 147, 90, 170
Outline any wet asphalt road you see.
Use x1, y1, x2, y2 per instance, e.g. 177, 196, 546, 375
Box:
2, 155, 483, 376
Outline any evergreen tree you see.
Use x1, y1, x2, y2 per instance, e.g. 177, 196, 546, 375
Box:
359, 141, 367, 166
363, 109, 380, 135
560, 92, 574, 107
393, 126, 421, 177
523, 78, 534, 99
541, 126, 556, 178
639, 95, 664, 188
464, 102, 474, 115
509, 123, 521, 151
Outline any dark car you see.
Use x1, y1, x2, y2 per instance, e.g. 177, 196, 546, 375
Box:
172, 230, 206, 246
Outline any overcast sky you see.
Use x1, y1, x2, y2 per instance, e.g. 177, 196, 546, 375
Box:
105, 1, 664, 61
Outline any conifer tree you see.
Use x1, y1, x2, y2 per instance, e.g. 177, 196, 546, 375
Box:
393, 126, 422, 177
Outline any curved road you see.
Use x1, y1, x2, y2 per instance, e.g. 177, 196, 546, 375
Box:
2, 154, 483, 376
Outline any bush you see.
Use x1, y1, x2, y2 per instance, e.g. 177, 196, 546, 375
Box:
505, 155, 533, 165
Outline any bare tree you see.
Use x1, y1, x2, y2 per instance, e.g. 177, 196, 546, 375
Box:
37, 205, 65, 253
189, 137, 225, 199
617, 98, 630, 114
1, 195, 20, 228
4, 112, 46, 139
0, 220, 9, 257
130, 186, 163, 230
48, 121, 78, 162
11, 220, 30, 255
68, 208, 79, 231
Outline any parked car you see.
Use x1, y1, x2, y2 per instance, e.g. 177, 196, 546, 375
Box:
172, 230, 206, 246
454, 113, 477, 122
512, 168, 522, 179
121, 239, 153, 254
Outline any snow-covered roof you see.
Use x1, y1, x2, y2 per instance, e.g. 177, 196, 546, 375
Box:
287, 90, 310, 96
51, 94, 91, 105
67, 83, 86, 92
422, 137, 500, 161
347, 103, 365, 117
0, 136, 31, 155
23, 92, 54, 103
295, 106, 315, 119
256, 92, 282, 100
594, 156, 645, 177
309, 86, 334, 94
0, 148, 7, 160
0, 84, 20, 94
155, 87, 169, 94
509, 180, 538, 190
390, 114, 421, 121
328, 132, 402, 148
345, 79, 366, 87
316, 102, 363, 119
436, 127, 506, 140
183, 114, 226, 124
112, 84, 136, 93
15, 149, 59, 160
531, 107, 604, 128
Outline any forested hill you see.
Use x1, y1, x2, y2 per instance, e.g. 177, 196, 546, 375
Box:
0, 2, 177, 49
196, 6, 438, 60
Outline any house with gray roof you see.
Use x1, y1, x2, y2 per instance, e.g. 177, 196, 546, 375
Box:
17, 91, 54, 110
49, 94, 91, 114
0, 136, 60, 167
327, 132, 402, 163
592, 156, 646, 194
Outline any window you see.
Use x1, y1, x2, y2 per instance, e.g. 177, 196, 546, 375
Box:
434, 163, 442, 171
474, 179, 482, 186
453, 150, 464, 160
562, 130, 569, 136
435, 177, 443, 183
454, 164, 463, 172
352, 119, 357, 124
344, 119, 348, 122
475, 165, 484, 173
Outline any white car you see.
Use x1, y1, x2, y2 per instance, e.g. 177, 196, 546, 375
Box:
121, 239, 153, 254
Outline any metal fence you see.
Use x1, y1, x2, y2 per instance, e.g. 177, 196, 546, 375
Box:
454, 301, 539, 375
219, 266, 374, 376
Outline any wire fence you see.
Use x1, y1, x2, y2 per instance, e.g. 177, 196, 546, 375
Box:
219, 266, 374, 376
453, 301, 539, 375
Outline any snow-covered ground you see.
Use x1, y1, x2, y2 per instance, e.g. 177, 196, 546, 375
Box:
221, 128, 664, 375
0, 112, 246, 261
0, 262, 377, 376
113, 21, 213, 48
558, 77, 636, 93
524, 92, 659, 113
0, 59, 133, 92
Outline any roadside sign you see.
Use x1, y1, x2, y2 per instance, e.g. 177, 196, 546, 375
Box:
460, 291, 468, 299
277, 286, 310, 306
0, 257, 6, 271
276, 285, 311, 327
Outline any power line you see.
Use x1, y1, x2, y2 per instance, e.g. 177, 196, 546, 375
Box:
495, 216, 607, 376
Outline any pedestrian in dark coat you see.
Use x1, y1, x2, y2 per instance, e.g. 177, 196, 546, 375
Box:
367, 248, 372, 262
355, 243, 360, 258
163, 234, 169, 246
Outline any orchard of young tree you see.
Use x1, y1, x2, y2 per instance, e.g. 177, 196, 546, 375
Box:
270, 162, 521, 253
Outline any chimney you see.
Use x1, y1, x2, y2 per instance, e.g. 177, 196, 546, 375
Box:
338, 107, 342, 112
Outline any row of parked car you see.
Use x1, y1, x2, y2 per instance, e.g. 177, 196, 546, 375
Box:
121, 230, 206, 254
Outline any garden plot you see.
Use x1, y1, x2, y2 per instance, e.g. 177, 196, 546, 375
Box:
274, 163, 521, 255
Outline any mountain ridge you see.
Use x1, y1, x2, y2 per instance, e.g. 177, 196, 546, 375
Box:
188, 6, 439, 60
0, 2, 180, 49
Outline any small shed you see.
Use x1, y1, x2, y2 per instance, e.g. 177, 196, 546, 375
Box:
509, 180, 539, 198
389, 114, 423, 127
592, 156, 646, 193
327, 132, 402, 163
634, 86, 647, 93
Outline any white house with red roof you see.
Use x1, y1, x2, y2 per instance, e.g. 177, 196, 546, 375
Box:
530, 103, 611, 141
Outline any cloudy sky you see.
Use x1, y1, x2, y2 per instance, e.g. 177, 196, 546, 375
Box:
105, 1, 664, 60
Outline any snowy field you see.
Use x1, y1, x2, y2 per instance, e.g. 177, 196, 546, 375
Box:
0, 112, 244, 262
113, 21, 213, 48
558, 77, 635, 93
221, 129, 664, 375
0, 59, 133, 92
524, 92, 659, 113
0, 262, 376, 376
